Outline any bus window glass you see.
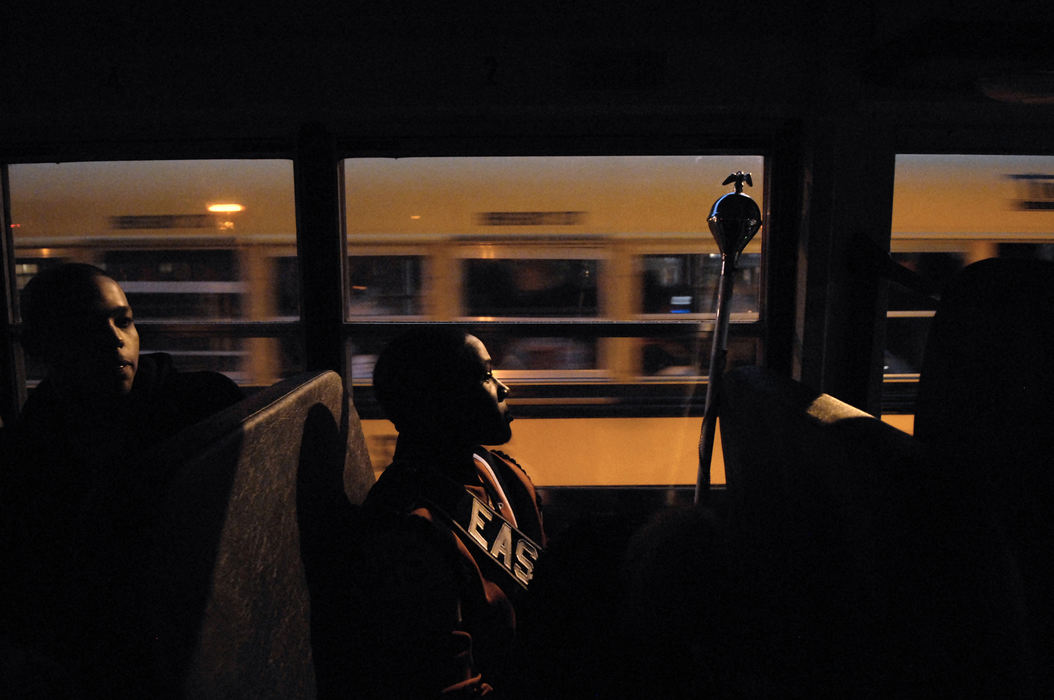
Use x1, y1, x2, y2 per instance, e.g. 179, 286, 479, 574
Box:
343, 155, 765, 487
641, 253, 761, 315
272, 256, 300, 319
8, 160, 299, 387
641, 335, 759, 377
887, 251, 965, 312
103, 249, 244, 319
464, 258, 599, 317
488, 335, 597, 372
885, 155, 1054, 406
348, 256, 424, 316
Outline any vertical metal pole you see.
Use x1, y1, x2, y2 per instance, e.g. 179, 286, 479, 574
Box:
1, 163, 27, 428
695, 254, 737, 504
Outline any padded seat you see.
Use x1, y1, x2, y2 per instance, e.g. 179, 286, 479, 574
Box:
719, 366, 1029, 697
915, 257, 1054, 538
914, 257, 1054, 695
136, 370, 374, 699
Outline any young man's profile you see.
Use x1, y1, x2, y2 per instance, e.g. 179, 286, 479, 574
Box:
354, 327, 546, 698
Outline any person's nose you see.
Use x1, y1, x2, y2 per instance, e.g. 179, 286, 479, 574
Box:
496, 378, 510, 400
104, 319, 125, 347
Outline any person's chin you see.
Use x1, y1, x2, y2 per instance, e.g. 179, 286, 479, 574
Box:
84, 363, 136, 396
108, 372, 136, 397
484, 424, 513, 446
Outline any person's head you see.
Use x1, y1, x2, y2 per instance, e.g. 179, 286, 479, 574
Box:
372, 327, 512, 447
21, 263, 139, 398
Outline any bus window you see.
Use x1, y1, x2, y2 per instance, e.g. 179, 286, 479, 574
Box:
7, 160, 300, 388
487, 335, 597, 372
348, 256, 424, 316
641, 253, 761, 315
464, 258, 599, 317
272, 256, 301, 319
884, 251, 964, 375
884, 155, 1054, 408
462, 257, 600, 373
640, 335, 759, 378
342, 154, 766, 487
103, 249, 244, 319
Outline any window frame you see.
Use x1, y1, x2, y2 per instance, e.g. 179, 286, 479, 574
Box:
335, 144, 778, 419
879, 144, 1054, 414
1, 128, 794, 429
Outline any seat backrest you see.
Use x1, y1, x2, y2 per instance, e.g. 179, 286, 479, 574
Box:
914, 257, 1054, 693
915, 257, 1054, 518
718, 365, 1029, 697
140, 370, 374, 699
720, 365, 922, 548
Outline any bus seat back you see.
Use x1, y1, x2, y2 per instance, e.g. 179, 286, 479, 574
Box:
144, 370, 373, 699
717, 365, 1028, 696
915, 257, 1054, 511
915, 257, 1054, 692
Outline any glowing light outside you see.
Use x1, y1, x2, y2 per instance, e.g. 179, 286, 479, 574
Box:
208, 203, 244, 231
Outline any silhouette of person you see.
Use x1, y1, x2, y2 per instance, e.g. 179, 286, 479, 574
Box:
354, 327, 546, 698
0, 263, 243, 698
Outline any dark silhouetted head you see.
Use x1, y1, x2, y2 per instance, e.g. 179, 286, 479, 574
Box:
21, 263, 139, 398
372, 327, 511, 447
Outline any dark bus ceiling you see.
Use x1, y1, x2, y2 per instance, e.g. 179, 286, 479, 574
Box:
3, 2, 1054, 146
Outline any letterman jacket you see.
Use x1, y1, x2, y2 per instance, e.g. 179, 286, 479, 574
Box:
354, 446, 546, 698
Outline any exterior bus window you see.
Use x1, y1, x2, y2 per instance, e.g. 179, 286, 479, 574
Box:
104, 249, 244, 319
884, 250, 963, 374
884, 154, 1054, 412
463, 258, 599, 317
343, 255, 426, 380
272, 256, 301, 319
640, 335, 759, 377
348, 255, 424, 316
485, 334, 598, 373
462, 256, 601, 373
343, 154, 766, 487
641, 253, 761, 315
7, 160, 300, 388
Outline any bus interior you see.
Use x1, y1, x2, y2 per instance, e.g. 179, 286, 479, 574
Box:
2, 2, 1053, 697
